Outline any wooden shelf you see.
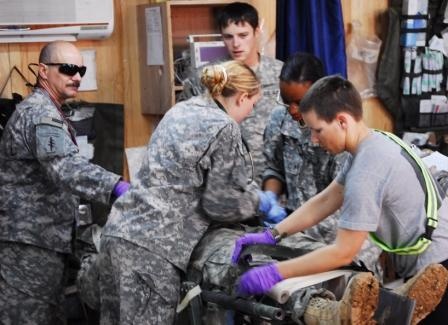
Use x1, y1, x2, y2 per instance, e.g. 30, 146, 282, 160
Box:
137, 0, 241, 115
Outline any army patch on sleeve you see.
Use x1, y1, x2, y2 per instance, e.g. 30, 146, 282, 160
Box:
36, 119, 67, 159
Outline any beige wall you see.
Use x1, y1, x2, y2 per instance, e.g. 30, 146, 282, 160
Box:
341, 0, 394, 131
0, 0, 393, 177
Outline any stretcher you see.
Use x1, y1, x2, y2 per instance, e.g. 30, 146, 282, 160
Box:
177, 244, 350, 324
176, 244, 415, 325
73, 225, 415, 324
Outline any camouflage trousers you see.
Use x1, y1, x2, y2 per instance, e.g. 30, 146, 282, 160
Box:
0, 241, 66, 325
189, 225, 382, 321
77, 253, 101, 310
190, 225, 382, 290
98, 236, 180, 325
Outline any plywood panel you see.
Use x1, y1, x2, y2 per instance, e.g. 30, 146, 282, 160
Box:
138, 2, 176, 114
341, 0, 393, 132
0, 44, 13, 97
250, 0, 276, 57
118, 0, 157, 147
341, 0, 389, 39
0, 43, 38, 98
363, 97, 394, 131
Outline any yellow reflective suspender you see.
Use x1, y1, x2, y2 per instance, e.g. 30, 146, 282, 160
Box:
369, 130, 439, 255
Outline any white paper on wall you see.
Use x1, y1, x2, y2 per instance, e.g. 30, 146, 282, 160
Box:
79, 49, 98, 91
145, 6, 164, 66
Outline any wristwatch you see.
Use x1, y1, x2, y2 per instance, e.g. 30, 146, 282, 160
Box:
269, 227, 287, 243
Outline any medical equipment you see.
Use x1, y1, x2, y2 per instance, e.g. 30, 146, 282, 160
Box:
188, 34, 228, 69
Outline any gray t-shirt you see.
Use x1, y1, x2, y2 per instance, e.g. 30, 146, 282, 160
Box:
336, 131, 448, 277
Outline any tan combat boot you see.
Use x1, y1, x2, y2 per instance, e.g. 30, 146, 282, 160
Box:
393, 263, 448, 325
303, 272, 379, 325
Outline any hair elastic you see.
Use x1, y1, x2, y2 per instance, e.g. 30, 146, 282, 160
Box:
215, 64, 228, 85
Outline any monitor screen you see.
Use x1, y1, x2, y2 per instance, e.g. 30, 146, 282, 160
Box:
199, 45, 228, 63
191, 41, 228, 68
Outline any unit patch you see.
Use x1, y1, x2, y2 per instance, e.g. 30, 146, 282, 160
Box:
36, 118, 67, 158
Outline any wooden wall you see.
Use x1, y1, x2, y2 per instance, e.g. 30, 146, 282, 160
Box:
341, 0, 394, 132
0, 0, 393, 177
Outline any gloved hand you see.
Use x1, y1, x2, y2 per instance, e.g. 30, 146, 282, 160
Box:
265, 203, 287, 224
231, 229, 276, 264
257, 190, 276, 214
113, 180, 130, 197
237, 263, 283, 296
258, 190, 287, 224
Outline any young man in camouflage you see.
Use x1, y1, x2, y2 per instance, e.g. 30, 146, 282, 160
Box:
0, 41, 128, 324
181, 2, 283, 185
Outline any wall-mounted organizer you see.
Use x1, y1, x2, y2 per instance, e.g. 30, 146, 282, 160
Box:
399, 0, 448, 132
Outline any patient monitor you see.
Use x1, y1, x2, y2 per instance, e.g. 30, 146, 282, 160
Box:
188, 34, 228, 69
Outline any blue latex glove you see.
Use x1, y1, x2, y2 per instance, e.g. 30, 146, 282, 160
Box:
231, 229, 276, 264
238, 263, 283, 296
265, 203, 287, 224
258, 190, 287, 224
113, 180, 130, 197
257, 190, 276, 214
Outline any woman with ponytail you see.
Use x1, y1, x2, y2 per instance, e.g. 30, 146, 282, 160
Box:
96, 60, 278, 324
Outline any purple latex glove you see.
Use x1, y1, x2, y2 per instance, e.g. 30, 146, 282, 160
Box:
238, 263, 283, 296
231, 229, 276, 264
113, 180, 130, 197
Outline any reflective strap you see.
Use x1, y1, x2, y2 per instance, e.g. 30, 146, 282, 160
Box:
369, 233, 431, 255
379, 130, 438, 226
369, 130, 438, 255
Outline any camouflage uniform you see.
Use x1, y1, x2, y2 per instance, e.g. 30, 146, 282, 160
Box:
191, 227, 381, 291
190, 227, 381, 323
0, 242, 66, 324
98, 237, 180, 325
0, 88, 120, 324
186, 108, 383, 321
77, 251, 101, 310
99, 95, 259, 324
181, 55, 283, 184
190, 225, 328, 292
263, 106, 347, 244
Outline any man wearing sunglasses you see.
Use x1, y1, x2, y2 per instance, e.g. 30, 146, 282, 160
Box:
0, 41, 129, 324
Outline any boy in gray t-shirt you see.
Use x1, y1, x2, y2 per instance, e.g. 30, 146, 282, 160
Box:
230, 76, 448, 324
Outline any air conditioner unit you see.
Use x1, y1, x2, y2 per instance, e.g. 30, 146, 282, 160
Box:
0, 0, 114, 43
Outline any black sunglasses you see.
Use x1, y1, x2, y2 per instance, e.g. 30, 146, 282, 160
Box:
44, 63, 87, 77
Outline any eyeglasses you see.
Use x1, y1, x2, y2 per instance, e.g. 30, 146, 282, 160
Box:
275, 91, 307, 128
44, 63, 87, 77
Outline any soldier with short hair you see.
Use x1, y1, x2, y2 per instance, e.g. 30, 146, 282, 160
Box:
181, 2, 283, 186
233, 76, 448, 324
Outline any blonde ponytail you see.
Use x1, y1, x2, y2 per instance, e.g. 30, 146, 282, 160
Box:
200, 60, 260, 98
